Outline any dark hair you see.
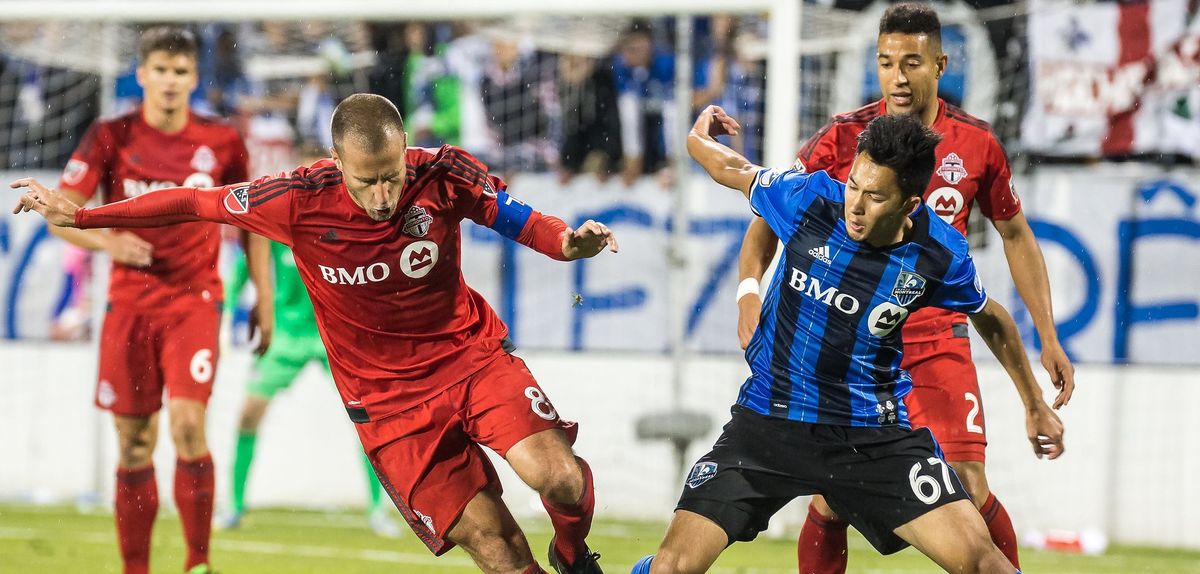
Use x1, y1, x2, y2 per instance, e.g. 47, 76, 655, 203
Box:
879, 2, 941, 42
330, 93, 406, 153
138, 26, 198, 62
855, 114, 942, 199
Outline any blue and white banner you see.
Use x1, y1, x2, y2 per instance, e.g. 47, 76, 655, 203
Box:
976, 165, 1200, 366
3, 168, 1199, 365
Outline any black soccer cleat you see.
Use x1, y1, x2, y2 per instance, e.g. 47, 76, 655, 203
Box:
547, 537, 602, 574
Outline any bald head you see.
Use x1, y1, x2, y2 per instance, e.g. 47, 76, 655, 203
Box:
330, 93, 406, 154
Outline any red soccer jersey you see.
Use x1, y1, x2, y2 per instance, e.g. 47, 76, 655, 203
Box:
60, 109, 248, 309
198, 146, 518, 418
796, 99, 1021, 342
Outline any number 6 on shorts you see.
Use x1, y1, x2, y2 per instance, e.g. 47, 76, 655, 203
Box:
909, 457, 956, 504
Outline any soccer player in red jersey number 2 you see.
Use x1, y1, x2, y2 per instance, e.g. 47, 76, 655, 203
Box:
46, 27, 272, 574
735, 5, 1075, 573
15, 93, 616, 574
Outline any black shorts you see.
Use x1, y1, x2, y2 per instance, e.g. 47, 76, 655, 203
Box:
676, 405, 969, 555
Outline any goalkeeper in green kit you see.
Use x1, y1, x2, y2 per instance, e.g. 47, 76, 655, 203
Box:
220, 239, 401, 537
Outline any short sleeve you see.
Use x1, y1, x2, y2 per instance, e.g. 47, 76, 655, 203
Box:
748, 168, 822, 242
976, 135, 1021, 221
931, 253, 989, 314
59, 121, 113, 201
437, 146, 510, 227
796, 120, 839, 174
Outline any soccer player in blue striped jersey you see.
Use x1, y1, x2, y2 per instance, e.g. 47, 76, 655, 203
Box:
632, 108, 1064, 574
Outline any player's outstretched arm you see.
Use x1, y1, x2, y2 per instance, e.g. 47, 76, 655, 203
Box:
735, 217, 778, 349
686, 105, 760, 198
969, 298, 1065, 460
993, 212, 1075, 409
13, 176, 218, 230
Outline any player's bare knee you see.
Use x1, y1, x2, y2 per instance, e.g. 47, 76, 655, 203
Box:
168, 407, 207, 456
537, 457, 584, 505
117, 434, 154, 468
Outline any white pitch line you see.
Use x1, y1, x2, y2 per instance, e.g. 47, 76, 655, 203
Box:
0, 526, 477, 568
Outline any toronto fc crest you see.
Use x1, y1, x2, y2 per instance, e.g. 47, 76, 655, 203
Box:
936, 152, 968, 185
403, 205, 434, 237
190, 145, 217, 173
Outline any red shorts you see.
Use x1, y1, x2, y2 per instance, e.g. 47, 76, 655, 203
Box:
95, 303, 221, 416
355, 352, 576, 555
902, 335, 987, 463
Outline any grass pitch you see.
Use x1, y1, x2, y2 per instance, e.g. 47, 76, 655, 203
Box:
1, 503, 1198, 573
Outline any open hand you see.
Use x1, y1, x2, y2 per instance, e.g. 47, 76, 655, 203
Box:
11, 177, 80, 227
562, 220, 619, 260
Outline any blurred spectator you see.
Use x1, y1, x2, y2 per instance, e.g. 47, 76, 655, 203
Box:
401, 24, 462, 147
296, 73, 336, 148
612, 23, 674, 186
50, 245, 92, 341
205, 27, 249, 117
694, 16, 767, 164
480, 35, 553, 173
556, 53, 622, 184
443, 22, 494, 157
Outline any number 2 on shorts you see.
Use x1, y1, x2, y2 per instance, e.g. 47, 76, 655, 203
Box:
909, 457, 956, 504
964, 392, 983, 434
524, 386, 558, 421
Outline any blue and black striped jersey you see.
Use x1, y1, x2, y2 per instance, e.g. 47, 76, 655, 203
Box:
740, 167, 988, 427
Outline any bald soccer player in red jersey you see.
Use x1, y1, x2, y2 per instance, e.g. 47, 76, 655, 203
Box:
734, 5, 1075, 573
15, 93, 613, 574
48, 27, 272, 574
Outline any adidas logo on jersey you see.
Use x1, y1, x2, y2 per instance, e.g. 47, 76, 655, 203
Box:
808, 245, 832, 264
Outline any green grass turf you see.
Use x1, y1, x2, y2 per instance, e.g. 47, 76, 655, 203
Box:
1, 503, 1198, 573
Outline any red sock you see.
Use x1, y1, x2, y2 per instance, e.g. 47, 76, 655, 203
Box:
797, 503, 849, 574
175, 455, 215, 570
541, 457, 595, 565
522, 564, 548, 574
980, 493, 1020, 568
115, 465, 158, 574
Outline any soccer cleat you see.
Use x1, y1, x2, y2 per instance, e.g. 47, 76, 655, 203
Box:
547, 537, 602, 574
215, 510, 244, 531
186, 564, 215, 574
368, 508, 403, 539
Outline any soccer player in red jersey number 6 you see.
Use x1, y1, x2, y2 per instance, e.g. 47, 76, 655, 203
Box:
735, 5, 1075, 572
15, 93, 616, 574
47, 27, 271, 574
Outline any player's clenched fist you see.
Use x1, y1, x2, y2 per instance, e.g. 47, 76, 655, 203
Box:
561, 219, 619, 260
11, 177, 81, 228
